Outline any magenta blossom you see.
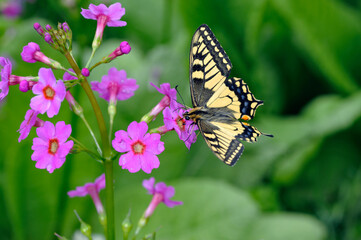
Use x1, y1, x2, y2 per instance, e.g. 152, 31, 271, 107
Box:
151, 82, 177, 108
63, 69, 77, 81
81, 3, 126, 27
143, 177, 182, 218
112, 121, 164, 174
91, 67, 138, 104
30, 68, 66, 118
21, 42, 63, 69
18, 109, 44, 142
31, 121, 73, 173
81, 3, 126, 48
2, 1, 22, 19
163, 104, 198, 149
141, 83, 177, 123
68, 174, 105, 215
0, 57, 12, 101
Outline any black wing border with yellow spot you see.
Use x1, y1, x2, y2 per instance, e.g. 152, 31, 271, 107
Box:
189, 24, 232, 107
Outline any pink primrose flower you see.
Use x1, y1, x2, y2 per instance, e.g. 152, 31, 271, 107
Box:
30, 68, 66, 118
162, 103, 198, 149
112, 121, 164, 174
68, 174, 105, 215
81, 3, 126, 27
143, 177, 182, 218
63, 69, 77, 81
81, 3, 126, 48
91, 67, 138, 104
144, 83, 177, 122
31, 121, 73, 173
0, 57, 12, 101
21, 42, 63, 69
2, 1, 22, 19
18, 109, 44, 142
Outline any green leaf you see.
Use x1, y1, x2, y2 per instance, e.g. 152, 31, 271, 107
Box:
270, 0, 361, 93
115, 178, 326, 240
246, 213, 326, 240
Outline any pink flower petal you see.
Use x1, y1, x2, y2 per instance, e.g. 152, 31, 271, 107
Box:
127, 121, 148, 141
119, 152, 141, 173
38, 68, 56, 86
141, 152, 160, 174
142, 177, 155, 194
55, 121, 72, 143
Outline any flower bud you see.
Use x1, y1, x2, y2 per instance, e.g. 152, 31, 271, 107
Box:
122, 210, 133, 240
19, 80, 29, 92
81, 68, 90, 77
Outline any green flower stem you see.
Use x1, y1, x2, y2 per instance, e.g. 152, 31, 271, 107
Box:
69, 136, 100, 160
89, 60, 104, 72
86, 47, 97, 69
64, 51, 111, 156
133, 214, 149, 240
63, 67, 77, 76
79, 113, 102, 155
104, 160, 115, 240
64, 51, 115, 240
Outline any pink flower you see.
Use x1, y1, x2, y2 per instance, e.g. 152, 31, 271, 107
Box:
163, 104, 198, 149
63, 69, 77, 81
2, 1, 22, 19
112, 121, 164, 174
91, 67, 138, 104
68, 174, 105, 215
31, 121, 73, 173
21, 42, 44, 63
81, 3, 126, 48
143, 177, 182, 218
151, 82, 177, 107
18, 109, 44, 142
21, 42, 63, 69
81, 3, 126, 27
141, 83, 177, 123
30, 68, 66, 118
0, 57, 12, 101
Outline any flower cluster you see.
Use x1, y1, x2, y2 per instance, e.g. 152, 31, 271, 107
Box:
1, 2, 188, 239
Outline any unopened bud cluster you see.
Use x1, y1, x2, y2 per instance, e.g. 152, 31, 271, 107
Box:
33, 22, 72, 53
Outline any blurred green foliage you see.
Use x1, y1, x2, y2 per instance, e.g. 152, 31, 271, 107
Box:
0, 0, 360, 239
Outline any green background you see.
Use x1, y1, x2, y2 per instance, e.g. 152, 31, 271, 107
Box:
1, 0, 361, 239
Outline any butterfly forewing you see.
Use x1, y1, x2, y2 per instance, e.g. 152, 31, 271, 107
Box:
190, 24, 232, 107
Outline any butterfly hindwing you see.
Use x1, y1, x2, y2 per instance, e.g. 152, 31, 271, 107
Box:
206, 77, 264, 120
198, 120, 244, 166
190, 24, 232, 107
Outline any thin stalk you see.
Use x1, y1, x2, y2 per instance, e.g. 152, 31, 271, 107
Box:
79, 113, 102, 155
89, 60, 104, 72
104, 160, 115, 240
69, 136, 101, 160
86, 48, 97, 69
64, 51, 114, 240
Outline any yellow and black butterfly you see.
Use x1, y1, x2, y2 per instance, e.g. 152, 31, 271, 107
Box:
183, 24, 273, 166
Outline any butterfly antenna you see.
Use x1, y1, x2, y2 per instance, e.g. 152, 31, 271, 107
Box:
175, 85, 188, 108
